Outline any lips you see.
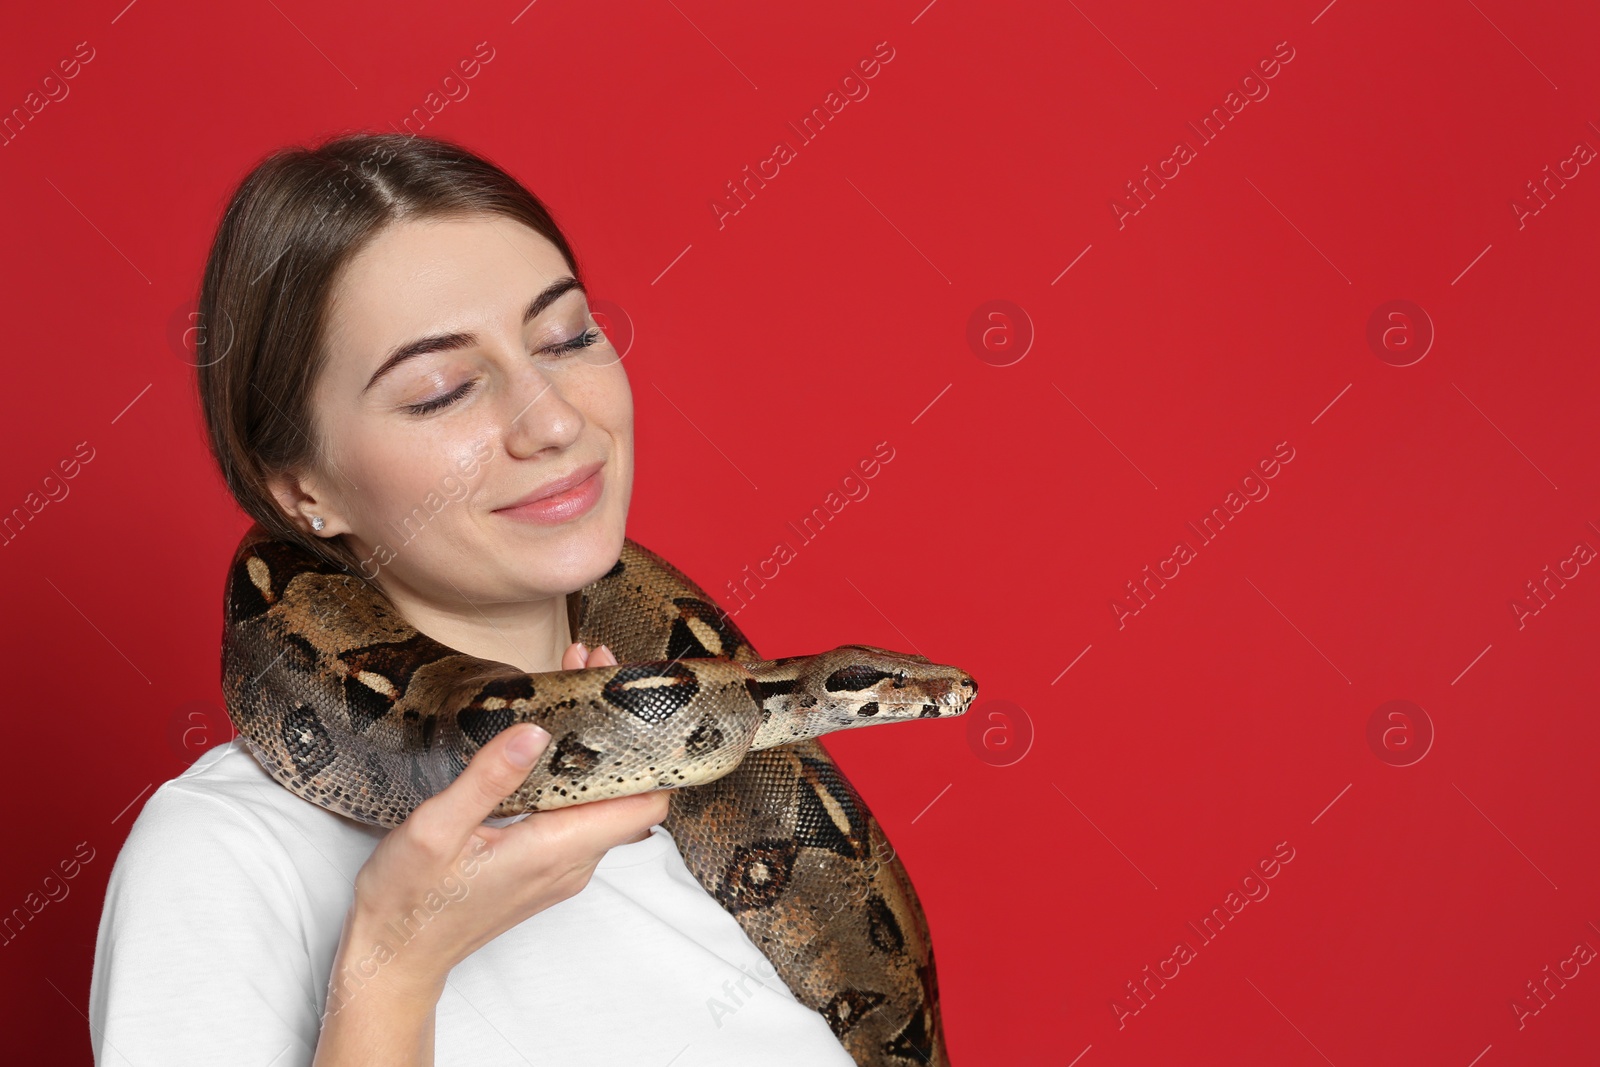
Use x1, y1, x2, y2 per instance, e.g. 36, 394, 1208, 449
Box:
495, 460, 604, 511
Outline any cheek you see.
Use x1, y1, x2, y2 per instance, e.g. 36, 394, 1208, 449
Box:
558, 363, 633, 447
345, 423, 495, 523
584, 368, 634, 507
592, 364, 635, 437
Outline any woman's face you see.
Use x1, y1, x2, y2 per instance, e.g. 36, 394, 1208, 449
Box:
292, 213, 632, 609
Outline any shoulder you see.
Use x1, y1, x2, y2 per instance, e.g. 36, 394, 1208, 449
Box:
92, 741, 382, 986
119, 741, 311, 857
136, 739, 300, 822
117, 742, 291, 867
90, 744, 356, 1062
106, 741, 380, 905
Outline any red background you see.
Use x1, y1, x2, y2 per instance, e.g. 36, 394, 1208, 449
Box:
3, 1, 1598, 1063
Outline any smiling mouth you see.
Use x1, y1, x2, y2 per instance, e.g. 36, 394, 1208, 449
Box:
494, 460, 605, 511
492, 461, 605, 525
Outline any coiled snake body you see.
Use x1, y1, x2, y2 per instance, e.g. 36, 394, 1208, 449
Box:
221, 525, 977, 1064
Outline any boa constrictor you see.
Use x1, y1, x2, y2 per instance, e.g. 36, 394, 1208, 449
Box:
219, 524, 978, 1065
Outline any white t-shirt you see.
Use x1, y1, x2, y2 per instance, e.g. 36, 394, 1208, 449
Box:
89, 740, 855, 1066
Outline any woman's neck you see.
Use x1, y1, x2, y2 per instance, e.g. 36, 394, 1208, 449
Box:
378, 581, 573, 675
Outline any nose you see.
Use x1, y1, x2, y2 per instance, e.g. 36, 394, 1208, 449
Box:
502, 363, 584, 460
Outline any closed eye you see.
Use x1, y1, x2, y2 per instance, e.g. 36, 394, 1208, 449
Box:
401, 328, 606, 416
402, 379, 474, 416
547, 326, 603, 358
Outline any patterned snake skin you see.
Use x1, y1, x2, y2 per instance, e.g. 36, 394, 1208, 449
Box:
220, 524, 977, 1064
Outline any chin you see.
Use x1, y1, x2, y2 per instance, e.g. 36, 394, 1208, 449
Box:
506, 510, 627, 593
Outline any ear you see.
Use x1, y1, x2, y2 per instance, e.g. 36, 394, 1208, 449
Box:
265, 467, 347, 538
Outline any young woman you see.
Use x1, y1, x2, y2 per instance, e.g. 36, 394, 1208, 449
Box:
88, 132, 858, 1066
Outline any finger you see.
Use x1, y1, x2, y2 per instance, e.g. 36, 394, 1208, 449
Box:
518, 788, 670, 852
562, 641, 589, 670
413, 722, 551, 843
589, 643, 617, 667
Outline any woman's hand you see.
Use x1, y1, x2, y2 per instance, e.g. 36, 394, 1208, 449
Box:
345, 639, 655, 999
314, 641, 666, 1065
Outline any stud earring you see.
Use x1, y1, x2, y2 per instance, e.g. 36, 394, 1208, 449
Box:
310, 515, 326, 532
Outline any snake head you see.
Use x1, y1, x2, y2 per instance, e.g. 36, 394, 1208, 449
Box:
745, 643, 978, 748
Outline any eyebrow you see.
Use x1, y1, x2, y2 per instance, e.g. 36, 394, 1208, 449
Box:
361, 276, 585, 393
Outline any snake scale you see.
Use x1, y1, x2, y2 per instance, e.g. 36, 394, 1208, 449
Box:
220, 523, 977, 1064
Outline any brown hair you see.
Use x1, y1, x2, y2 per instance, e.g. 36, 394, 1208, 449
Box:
195, 131, 582, 575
